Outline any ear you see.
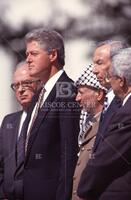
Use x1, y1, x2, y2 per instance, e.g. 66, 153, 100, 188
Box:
95, 90, 104, 102
119, 76, 125, 87
49, 49, 58, 62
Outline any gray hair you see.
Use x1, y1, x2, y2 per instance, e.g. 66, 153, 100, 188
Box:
111, 48, 131, 85
13, 60, 27, 74
97, 40, 129, 58
16, 60, 26, 68
25, 28, 65, 67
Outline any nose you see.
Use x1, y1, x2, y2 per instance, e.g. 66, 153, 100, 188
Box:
17, 85, 25, 93
92, 64, 98, 75
26, 53, 32, 64
76, 93, 81, 102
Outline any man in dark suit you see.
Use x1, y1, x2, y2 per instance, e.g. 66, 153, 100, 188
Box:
92, 40, 128, 152
77, 48, 131, 200
22, 28, 80, 200
0, 62, 41, 199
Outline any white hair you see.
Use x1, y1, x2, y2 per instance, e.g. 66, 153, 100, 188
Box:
111, 48, 131, 85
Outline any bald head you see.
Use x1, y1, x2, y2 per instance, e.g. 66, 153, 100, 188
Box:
13, 62, 30, 82
12, 62, 41, 110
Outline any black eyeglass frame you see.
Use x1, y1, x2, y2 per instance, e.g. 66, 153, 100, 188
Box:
11, 79, 41, 91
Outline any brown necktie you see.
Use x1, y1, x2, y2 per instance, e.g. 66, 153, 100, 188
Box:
25, 87, 45, 153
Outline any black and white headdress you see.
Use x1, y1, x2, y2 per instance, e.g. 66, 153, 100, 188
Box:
75, 64, 107, 92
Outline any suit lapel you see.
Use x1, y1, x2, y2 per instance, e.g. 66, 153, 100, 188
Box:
26, 86, 56, 158
25, 72, 70, 161
9, 112, 22, 174
93, 96, 121, 152
10, 112, 22, 152
99, 96, 120, 131
82, 114, 100, 145
106, 95, 131, 135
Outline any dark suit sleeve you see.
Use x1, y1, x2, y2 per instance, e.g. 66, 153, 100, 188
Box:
55, 92, 80, 200
77, 112, 131, 199
0, 119, 6, 199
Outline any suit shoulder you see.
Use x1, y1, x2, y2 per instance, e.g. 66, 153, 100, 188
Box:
59, 71, 74, 83
57, 72, 77, 99
1, 111, 22, 125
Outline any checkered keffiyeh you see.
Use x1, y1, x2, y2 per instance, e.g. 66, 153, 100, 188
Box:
76, 64, 107, 146
75, 64, 107, 92
78, 110, 96, 146
78, 110, 89, 146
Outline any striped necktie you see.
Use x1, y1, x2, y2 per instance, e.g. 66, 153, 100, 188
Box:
25, 87, 45, 153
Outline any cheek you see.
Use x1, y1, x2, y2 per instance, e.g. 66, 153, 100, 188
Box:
37, 56, 50, 68
82, 95, 90, 105
115, 84, 120, 92
95, 68, 104, 76
110, 80, 115, 88
34, 57, 42, 65
15, 92, 20, 99
101, 68, 107, 75
82, 95, 88, 102
26, 91, 34, 98
87, 95, 95, 106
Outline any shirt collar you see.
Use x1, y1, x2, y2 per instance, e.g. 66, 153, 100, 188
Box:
44, 69, 64, 92
106, 89, 115, 108
41, 69, 64, 102
122, 92, 131, 106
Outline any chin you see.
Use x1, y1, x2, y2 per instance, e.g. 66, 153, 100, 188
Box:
29, 70, 36, 76
83, 106, 88, 112
30, 71, 39, 78
21, 101, 29, 107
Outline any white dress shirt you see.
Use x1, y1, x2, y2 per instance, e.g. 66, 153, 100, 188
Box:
106, 89, 115, 109
27, 69, 64, 135
122, 92, 131, 106
18, 111, 27, 139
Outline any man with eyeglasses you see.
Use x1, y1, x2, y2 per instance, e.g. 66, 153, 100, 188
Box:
0, 62, 41, 200
11, 63, 41, 111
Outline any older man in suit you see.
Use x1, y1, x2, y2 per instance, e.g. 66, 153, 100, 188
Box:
77, 48, 131, 200
72, 64, 106, 200
0, 62, 41, 199
92, 40, 128, 152
22, 28, 80, 200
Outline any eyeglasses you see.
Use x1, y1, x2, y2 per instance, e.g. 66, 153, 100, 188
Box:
11, 80, 41, 91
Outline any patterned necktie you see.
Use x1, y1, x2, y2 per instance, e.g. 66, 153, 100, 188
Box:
25, 87, 45, 154
102, 96, 108, 115
100, 96, 108, 122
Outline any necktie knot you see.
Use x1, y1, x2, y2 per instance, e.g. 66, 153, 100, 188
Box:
38, 87, 46, 108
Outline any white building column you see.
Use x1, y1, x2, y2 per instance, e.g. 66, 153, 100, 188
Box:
0, 48, 19, 125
